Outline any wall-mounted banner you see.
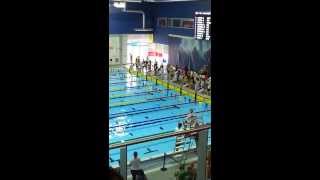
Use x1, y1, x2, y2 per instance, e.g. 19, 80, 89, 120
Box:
147, 51, 163, 57
168, 35, 211, 74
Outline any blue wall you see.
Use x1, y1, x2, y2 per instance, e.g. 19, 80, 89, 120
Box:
109, 1, 211, 43
109, 2, 153, 34
152, 1, 211, 44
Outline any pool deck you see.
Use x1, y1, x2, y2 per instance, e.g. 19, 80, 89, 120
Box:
126, 70, 211, 104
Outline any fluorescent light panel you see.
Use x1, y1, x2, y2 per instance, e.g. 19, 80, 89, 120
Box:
113, 2, 126, 8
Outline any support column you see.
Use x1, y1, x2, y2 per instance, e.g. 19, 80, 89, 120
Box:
121, 35, 128, 65
119, 35, 122, 65
196, 130, 208, 180
120, 146, 127, 180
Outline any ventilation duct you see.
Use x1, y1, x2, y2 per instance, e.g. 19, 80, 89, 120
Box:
122, 6, 153, 32
111, 1, 153, 32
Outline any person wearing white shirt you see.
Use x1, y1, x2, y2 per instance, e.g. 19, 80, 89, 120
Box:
194, 79, 200, 91
184, 109, 196, 130
207, 77, 211, 94
198, 79, 206, 94
173, 70, 179, 82
130, 152, 141, 171
130, 152, 145, 180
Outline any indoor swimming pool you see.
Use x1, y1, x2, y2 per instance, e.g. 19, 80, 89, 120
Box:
109, 67, 212, 167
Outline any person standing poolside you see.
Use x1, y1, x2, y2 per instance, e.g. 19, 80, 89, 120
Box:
154, 61, 158, 71
143, 60, 147, 72
137, 56, 140, 65
130, 152, 141, 171
198, 79, 206, 94
166, 64, 170, 78
159, 64, 164, 78
194, 78, 200, 92
148, 61, 152, 72
130, 152, 146, 180
129, 63, 134, 73
207, 77, 211, 94
173, 69, 179, 82
184, 109, 196, 129
184, 109, 201, 149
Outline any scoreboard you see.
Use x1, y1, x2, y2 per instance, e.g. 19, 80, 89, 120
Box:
194, 11, 211, 40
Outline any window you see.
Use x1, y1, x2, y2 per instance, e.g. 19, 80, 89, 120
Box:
171, 18, 182, 27
157, 17, 167, 28
182, 19, 194, 29
167, 18, 193, 29
167, 18, 173, 27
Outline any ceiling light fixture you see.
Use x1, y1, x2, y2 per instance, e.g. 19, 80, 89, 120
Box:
113, 2, 126, 9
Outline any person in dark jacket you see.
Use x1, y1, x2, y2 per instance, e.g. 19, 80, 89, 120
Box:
108, 167, 124, 180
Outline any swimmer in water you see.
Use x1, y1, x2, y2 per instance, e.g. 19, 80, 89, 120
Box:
115, 126, 124, 134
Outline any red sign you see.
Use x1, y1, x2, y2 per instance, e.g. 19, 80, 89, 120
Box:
148, 51, 162, 57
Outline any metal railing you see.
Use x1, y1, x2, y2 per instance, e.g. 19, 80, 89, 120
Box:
109, 124, 211, 180
109, 63, 132, 67
110, 124, 211, 149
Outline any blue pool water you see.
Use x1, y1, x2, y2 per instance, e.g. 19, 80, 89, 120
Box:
109, 67, 212, 167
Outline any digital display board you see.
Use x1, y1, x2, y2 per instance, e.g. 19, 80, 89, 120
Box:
194, 11, 211, 40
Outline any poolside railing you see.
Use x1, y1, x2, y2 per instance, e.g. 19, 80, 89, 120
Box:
109, 124, 211, 180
